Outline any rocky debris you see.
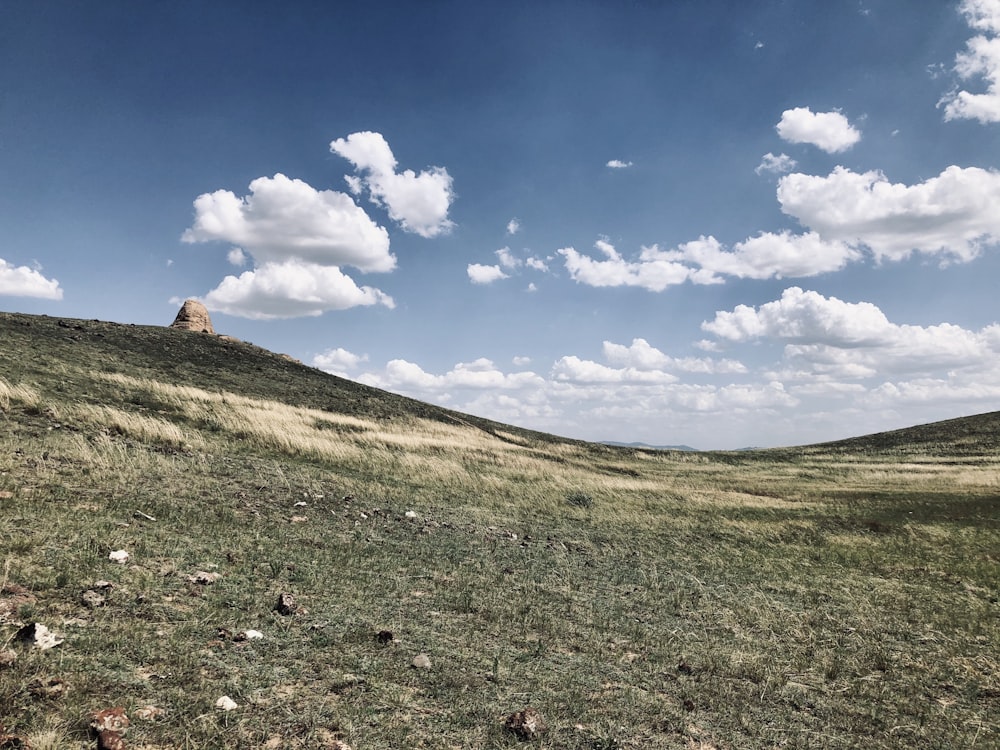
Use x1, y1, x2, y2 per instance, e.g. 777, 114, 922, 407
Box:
234, 629, 264, 642
504, 707, 548, 741
215, 696, 238, 712
90, 707, 129, 750
14, 623, 63, 650
108, 549, 130, 564
170, 299, 215, 334
411, 653, 432, 670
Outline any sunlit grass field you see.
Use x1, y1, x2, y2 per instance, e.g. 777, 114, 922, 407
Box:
0, 312, 997, 748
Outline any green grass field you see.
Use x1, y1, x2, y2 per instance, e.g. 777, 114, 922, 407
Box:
0, 312, 997, 749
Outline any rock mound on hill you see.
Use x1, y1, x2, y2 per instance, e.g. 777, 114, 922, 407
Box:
170, 299, 215, 334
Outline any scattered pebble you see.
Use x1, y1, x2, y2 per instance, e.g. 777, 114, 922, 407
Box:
235, 629, 264, 641
290, 515, 308, 523
215, 696, 238, 712
411, 653, 432, 669
405, 510, 418, 519
133, 705, 165, 721
108, 550, 130, 564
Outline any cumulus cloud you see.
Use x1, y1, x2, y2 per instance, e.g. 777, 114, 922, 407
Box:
941, 0, 1000, 123
507, 218, 521, 235
561, 232, 857, 290
755, 152, 798, 175
776, 107, 861, 153
182, 173, 394, 273
602, 338, 746, 374
0, 259, 63, 299
496, 247, 521, 269
558, 239, 708, 292
777, 165, 1000, 262
467, 263, 508, 284
227, 248, 248, 266
676, 232, 859, 280
525, 257, 549, 272
360, 357, 544, 393
312, 347, 369, 377
606, 159, 633, 169
200, 261, 394, 319
330, 131, 455, 238
703, 287, 1000, 378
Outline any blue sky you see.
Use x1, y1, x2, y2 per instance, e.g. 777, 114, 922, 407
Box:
4, 0, 1000, 449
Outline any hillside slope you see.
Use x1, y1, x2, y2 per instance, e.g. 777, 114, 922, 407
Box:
0, 310, 997, 749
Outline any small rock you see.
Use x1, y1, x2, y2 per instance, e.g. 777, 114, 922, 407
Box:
274, 593, 298, 616
90, 707, 129, 734
504, 706, 548, 740
405, 510, 418, 519
0, 649, 16, 667
133, 705, 165, 721
294, 501, 307, 507
235, 629, 264, 641
290, 515, 308, 523
411, 653, 432, 669
215, 696, 238, 712
96, 731, 126, 750
186, 571, 222, 585
108, 550, 130, 564
14, 623, 63, 650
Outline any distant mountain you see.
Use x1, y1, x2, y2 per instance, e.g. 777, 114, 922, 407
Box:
601, 441, 700, 452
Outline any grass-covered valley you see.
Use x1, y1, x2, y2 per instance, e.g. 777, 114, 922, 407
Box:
0, 311, 997, 748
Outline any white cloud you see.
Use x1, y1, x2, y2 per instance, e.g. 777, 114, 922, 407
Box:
558, 240, 707, 292
602, 338, 747, 374
755, 152, 798, 175
939, 1, 1000, 123
312, 347, 369, 377
513, 355, 532, 366
776, 107, 861, 153
525, 257, 549, 272
360, 358, 544, 393
330, 131, 455, 238
200, 260, 394, 319
227, 247, 248, 266
496, 247, 521, 269
552, 355, 680, 384
182, 173, 394, 273
0, 259, 63, 299
777, 165, 1000, 262
703, 287, 1000, 378
507, 218, 521, 235
467, 263, 509, 284
677, 232, 859, 280
606, 159, 633, 169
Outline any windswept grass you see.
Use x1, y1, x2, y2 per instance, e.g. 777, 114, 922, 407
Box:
0, 312, 997, 748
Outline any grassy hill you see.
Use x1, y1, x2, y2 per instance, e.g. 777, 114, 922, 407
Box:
0, 311, 997, 749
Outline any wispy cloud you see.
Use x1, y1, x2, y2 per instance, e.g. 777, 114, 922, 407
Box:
606, 159, 634, 169
755, 152, 798, 175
